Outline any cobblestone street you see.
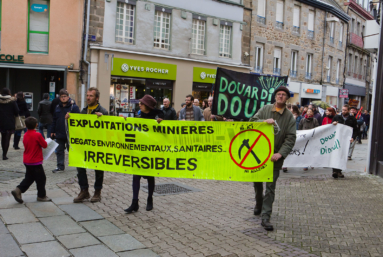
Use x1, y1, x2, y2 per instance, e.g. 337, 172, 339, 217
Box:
1, 140, 382, 257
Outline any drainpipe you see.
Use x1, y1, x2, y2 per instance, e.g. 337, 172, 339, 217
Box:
84, 0, 91, 90
321, 11, 327, 86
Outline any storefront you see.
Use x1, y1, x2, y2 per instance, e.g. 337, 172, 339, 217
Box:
110, 58, 177, 116
287, 82, 301, 105
300, 84, 322, 106
192, 67, 216, 104
344, 84, 366, 109
0, 56, 67, 118
324, 85, 339, 108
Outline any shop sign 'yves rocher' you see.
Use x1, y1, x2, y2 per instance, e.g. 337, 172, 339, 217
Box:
193, 67, 217, 84
111, 58, 177, 80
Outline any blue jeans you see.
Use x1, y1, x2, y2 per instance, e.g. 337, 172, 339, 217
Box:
15, 128, 27, 137
56, 138, 68, 170
38, 123, 52, 139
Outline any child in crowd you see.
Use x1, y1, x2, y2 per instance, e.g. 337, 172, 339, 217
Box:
11, 117, 50, 203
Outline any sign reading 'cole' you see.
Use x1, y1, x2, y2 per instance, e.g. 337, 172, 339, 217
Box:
112, 58, 177, 80
0, 55, 24, 64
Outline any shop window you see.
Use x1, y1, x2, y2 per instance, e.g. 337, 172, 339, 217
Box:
219, 23, 232, 58
153, 8, 171, 50
115, 2, 135, 44
192, 18, 206, 55
28, 0, 49, 53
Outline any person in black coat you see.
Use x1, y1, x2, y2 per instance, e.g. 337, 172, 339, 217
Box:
331, 105, 358, 179
37, 93, 53, 139
125, 95, 164, 214
161, 98, 177, 120
0, 88, 19, 160
13, 92, 31, 149
51, 89, 80, 173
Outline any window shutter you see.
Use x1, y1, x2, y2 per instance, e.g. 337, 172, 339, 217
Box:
339, 24, 343, 42
293, 6, 300, 27
276, 1, 283, 23
330, 22, 334, 37
308, 11, 314, 31
258, 0, 265, 17
274, 48, 281, 58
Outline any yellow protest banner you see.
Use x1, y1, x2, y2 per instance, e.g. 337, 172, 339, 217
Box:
68, 114, 274, 182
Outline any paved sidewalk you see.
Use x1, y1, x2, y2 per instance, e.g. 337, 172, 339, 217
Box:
1, 137, 379, 257
0, 188, 158, 257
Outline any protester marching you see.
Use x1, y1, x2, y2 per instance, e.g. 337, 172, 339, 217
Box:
0, 68, 366, 239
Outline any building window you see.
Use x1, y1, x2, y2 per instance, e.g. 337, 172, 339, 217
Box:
336, 60, 340, 84
351, 19, 355, 33
339, 23, 343, 47
327, 56, 332, 82
290, 51, 298, 77
347, 53, 352, 75
192, 18, 206, 55
329, 22, 335, 44
219, 24, 232, 58
359, 57, 363, 79
276, 0, 284, 29
357, 22, 360, 35
257, 0, 266, 24
255, 43, 264, 73
293, 6, 300, 34
308, 10, 314, 39
353, 56, 358, 78
306, 54, 313, 79
363, 64, 366, 79
154, 10, 171, 50
362, 25, 365, 37
116, 2, 135, 44
28, 0, 50, 53
273, 47, 282, 75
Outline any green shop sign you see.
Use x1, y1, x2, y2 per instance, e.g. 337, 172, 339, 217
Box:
0, 55, 24, 64
112, 58, 177, 80
193, 67, 217, 83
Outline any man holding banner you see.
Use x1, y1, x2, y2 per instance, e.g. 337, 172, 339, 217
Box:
249, 86, 296, 231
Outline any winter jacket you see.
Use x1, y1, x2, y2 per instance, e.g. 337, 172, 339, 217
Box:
80, 104, 108, 115
0, 95, 19, 131
322, 116, 333, 125
138, 109, 164, 120
51, 98, 80, 140
299, 117, 319, 130
332, 114, 358, 140
249, 104, 296, 170
362, 114, 370, 126
38, 99, 53, 124
16, 99, 30, 118
23, 129, 47, 164
178, 105, 205, 121
161, 106, 177, 120
313, 111, 322, 125
295, 115, 303, 130
50, 97, 60, 116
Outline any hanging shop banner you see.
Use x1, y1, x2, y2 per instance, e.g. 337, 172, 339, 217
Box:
68, 114, 275, 182
112, 58, 177, 80
283, 124, 353, 170
212, 68, 288, 121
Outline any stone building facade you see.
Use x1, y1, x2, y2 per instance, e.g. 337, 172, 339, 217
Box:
245, 0, 350, 107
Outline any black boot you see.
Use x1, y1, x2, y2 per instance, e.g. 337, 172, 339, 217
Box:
124, 199, 139, 214
261, 219, 274, 231
146, 197, 153, 211
13, 135, 21, 150
254, 204, 262, 215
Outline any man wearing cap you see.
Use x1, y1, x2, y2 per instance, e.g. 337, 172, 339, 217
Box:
249, 86, 296, 231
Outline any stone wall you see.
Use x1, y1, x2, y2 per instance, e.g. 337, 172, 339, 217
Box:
89, 0, 105, 43
249, 0, 347, 88
242, 0, 252, 65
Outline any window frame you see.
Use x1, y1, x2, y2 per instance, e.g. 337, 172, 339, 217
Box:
153, 8, 172, 50
273, 47, 282, 75
306, 53, 313, 79
327, 56, 332, 81
27, 0, 50, 54
115, 2, 136, 45
219, 22, 233, 58
290, 50, 298, 77
255, 43, 264, 73
308, 10, 314, 38
276, 0, 284, 29
191, 16, 206, 55
293, 6, 300, 34
336, 59, 340, 82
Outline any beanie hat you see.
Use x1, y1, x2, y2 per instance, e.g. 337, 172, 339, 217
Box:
139, 95, 157, 110
274, 86, 290, 99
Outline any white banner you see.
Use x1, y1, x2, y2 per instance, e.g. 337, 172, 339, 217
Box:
284, 124, 353, 170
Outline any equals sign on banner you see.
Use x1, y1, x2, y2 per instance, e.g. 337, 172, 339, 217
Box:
125, 134, 136, 143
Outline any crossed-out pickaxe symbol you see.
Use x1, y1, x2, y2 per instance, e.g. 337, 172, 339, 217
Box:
238, 139, 261, 164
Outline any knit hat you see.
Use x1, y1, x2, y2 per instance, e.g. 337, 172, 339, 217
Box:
139, 95, 157, 110
274, 86, 290, 99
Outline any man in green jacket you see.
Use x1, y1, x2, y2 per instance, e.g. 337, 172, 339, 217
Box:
249, 86, 296, 231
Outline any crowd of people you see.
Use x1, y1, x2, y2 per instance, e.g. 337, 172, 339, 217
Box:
0, 86, 371, 231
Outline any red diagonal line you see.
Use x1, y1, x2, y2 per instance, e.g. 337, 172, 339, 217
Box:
240, 134, 262, 166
